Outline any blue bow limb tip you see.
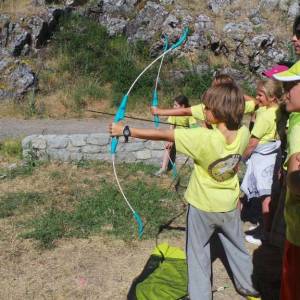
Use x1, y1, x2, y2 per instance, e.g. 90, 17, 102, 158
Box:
133, 211, 144, 239
171, 27, 189, 50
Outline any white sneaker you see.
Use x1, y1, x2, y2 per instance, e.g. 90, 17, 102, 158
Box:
245, 234, 262, 246
248, 224, 259, 231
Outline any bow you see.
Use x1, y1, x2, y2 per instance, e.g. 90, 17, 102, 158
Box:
111, 27, 189, 239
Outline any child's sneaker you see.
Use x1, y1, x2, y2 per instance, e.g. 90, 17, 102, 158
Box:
245, 234, 262, 246
246, 296, 261, 300
154, 168, 167, 177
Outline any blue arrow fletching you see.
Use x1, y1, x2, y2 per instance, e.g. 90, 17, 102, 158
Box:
133, 211, 144, 239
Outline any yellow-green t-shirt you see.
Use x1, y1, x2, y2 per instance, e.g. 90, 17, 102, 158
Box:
174, 126, 250, 212
251, 106, 278, 144
167, 115, 197, 128
191, 100, 256, 122
285, 112, 300, 246
244, 100, 256, 114
191, 104, 205, 121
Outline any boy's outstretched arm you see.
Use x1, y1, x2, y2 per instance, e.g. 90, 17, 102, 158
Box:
287, 152, 300, 195
109, 122, 175, 142
151, 106, 192, 116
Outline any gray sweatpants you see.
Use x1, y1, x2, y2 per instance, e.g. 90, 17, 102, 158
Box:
186, 205, 259, 300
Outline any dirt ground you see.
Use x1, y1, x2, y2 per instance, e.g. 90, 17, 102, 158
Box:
0, 214, 258, 300
0, 116, 269, 299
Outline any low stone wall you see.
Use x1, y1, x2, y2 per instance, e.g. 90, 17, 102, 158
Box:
22, 133, 187, 166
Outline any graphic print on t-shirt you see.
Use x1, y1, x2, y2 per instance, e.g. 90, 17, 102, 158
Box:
208, 154, 241, 182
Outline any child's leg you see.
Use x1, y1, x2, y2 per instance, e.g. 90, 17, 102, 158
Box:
262, 195, 271, 232
161, 148, 171, 170
218, 209, 260, 296
280, 240, 300, 300
186, 205, 215, 300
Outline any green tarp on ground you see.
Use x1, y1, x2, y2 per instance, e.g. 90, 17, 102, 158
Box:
128, 243, 188, 300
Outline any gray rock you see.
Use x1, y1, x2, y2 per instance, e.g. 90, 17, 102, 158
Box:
47, 135, 69, 149
123, 142, 145, 152
223, 21, 253, 35
194, 15, 214, 32
251, 34, 274, 49
11, 31, 31, 57
126, 2, 169, 42
82, 145, 102, 153
99, 15, 127, 36
32, 137, 47, 149
28, 16, 50, 48
101, 0, 138, 17
159, 0, 174, 4
9, 64, 36, 97
260, 0, 280, 9
288, 1, 300, 18
86, 134, 109, 146
47, 149, 70, 161
70, 134, 87, 147
208, 0, 237, 14
135, 149, 152, 160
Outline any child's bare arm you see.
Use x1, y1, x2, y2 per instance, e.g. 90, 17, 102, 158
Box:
242, 136, 260, 160
287, 152, 300, 195
151, 106, 192, 116
109, 122, 174, 142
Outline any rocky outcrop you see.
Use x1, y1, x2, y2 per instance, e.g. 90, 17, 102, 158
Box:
0, 8, 68, 100
1, 0, 299, 101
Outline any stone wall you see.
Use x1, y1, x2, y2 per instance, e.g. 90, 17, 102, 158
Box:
22, 133, 187, 165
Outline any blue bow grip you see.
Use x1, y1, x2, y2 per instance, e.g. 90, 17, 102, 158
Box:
111, 95, 129, 154
152, 90, 160, 128
171, 27, 189, 50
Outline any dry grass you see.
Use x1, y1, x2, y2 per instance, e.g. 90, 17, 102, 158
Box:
0, 0, 41, 17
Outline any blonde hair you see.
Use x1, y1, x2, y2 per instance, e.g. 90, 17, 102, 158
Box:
203, 83, 245, 130
257, 79, 283, 103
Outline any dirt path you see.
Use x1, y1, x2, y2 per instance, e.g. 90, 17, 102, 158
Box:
0, 117, 169, 141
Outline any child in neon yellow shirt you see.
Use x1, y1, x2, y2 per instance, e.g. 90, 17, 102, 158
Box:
109, 83, 260, 300
273, 61, 300, 300
241, 79, 283, 246
151, 74, 257, 126
155, 95, 197, 176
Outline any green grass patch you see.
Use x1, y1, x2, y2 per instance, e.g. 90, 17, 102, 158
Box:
0, 139, 22, 159
22, 179, 178, 248
0, 192, 46, 218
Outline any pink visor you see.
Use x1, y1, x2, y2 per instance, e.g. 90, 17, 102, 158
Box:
262, 65, 289, 78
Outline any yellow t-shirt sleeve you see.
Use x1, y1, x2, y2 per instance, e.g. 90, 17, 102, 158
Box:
167, 116, 175, 124
251, 114, 271, 140
289, 124, 300, 157
244, 100, 256, 114
191, 104, 205, 121
188, 116, 198, 127
174, 127, 207, 160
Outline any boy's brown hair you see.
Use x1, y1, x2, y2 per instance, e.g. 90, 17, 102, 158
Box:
213, 74, 235, 86
202, 83, 244, 130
